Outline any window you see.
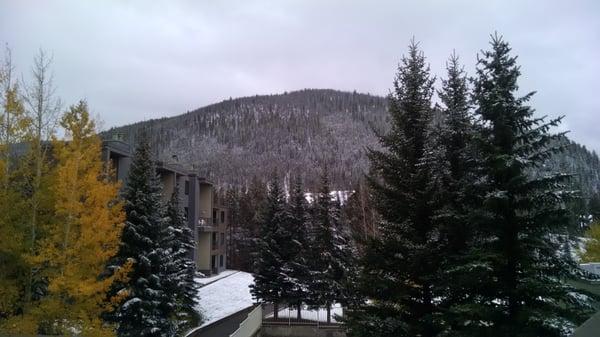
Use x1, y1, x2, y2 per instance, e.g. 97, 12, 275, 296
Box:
221, 211, 225, 224
219, 255, 224, 267
221, 233, 225, 245
184, 181, 190, 195
212, 232, 217, 249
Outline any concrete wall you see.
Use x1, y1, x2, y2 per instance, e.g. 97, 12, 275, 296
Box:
230, 305, 262, 337
199, 184, 213, 220
197, 232, 211, 271
261, 325, 346, 337
160, 171, 176, 202
580, 263, 600, 276
116, 157, 131, 183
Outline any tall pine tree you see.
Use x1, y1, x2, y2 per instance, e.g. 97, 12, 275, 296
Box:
345, 40, 444, 337
434, 53, 483, 332
163, 187, 201, 334
250, 176, 292, 319
282, 175, 311, 319
464, 34, 596, 336
110, 136, 176, 337
309, 169, 352, 323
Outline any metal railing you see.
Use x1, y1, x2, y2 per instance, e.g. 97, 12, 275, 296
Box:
261, 303, 344, 327
197, 217, 216, 232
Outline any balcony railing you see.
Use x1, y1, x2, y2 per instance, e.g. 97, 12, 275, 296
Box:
197, 217, 216, 231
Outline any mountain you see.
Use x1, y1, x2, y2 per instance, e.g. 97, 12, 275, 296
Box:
103, 89, 388, 189
103, 89, 600, 199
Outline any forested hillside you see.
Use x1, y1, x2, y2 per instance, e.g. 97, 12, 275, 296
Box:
103, 89, 600, 197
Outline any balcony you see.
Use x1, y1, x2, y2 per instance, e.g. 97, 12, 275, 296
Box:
197, 217, 216, 232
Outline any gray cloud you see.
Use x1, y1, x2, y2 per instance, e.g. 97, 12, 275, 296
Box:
1, 0, 598, 150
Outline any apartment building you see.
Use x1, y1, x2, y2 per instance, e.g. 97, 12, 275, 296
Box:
102, 138, 227, 276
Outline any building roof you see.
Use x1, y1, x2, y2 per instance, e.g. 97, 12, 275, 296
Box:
102, 139, 131, 157
102, 139, 212, 183
156, 160, 190, 176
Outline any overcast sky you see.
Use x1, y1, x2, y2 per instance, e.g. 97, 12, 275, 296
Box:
1, 0, 599, 150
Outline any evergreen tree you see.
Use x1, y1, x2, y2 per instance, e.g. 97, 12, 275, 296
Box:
345, 40, 443, 337
282, 175, 311, 319
250, 177, 292, 319
588, 193, 600, 222
309, 170, 352, 323
224, 187, 240, 269
464, 34, 596, 336
110, 136, 176, 337
232, 176, 267, 272
434, 53, 482, 331
163, 187, 201, 334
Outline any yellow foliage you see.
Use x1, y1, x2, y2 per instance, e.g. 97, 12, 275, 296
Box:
582, 222, 600, 263
0, 81, 35, 321
0, 313, 39, 336
28, 101, 125, 336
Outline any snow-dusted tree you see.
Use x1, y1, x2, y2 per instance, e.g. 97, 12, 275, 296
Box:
588, 193, 600, 222
434, 53, 483, 330
308, 170, 352, 323
229, 176, 267, 272
250, 176, 292, 319
110, 136, 176, 337
282, 175, 311, 319
464, 34, 596, 336
163, 187, 201, 334
345, 40, 445, 337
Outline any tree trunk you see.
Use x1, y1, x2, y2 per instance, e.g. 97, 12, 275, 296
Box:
326, 302, 331, 324
297, 302, 302, 320
25, 138, 42, 305
273, 302, 279, 320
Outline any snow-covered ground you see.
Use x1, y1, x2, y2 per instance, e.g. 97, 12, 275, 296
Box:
195, 269, 239, 286
195, 271, 255, 327
266, 303, 344, 323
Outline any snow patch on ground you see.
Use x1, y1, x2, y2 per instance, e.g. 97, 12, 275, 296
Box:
195, 271, 255, 327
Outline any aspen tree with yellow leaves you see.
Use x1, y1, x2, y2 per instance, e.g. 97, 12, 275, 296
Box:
0, 46, 35, 330
29, 101, 125, 336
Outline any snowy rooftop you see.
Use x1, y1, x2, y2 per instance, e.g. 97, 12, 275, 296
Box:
195, 271, 256, 327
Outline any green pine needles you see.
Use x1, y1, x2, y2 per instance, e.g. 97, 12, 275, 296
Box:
345, 34, 597, 337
